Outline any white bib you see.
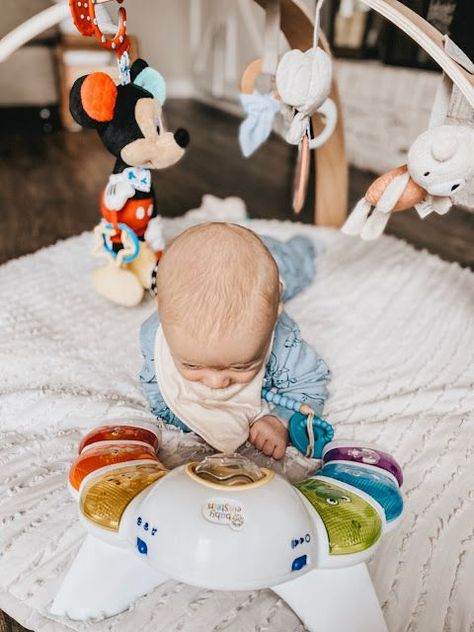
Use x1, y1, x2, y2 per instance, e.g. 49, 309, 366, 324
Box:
154, 326, 270, 453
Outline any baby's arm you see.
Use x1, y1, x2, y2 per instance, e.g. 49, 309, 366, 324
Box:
266, 311, 331, 422
249, 313, 330, 460
138, 313, 190, 432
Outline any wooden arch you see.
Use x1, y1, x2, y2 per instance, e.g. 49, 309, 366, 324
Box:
253, 0, 474, 227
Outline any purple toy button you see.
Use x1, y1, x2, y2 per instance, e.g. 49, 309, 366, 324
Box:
322, 445, 403, 487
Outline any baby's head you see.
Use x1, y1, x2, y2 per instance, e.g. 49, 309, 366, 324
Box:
156, 223, 280, 389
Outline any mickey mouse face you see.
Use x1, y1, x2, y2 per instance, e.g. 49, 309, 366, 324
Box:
69, 59, 189, 170
120, 97, 189, 169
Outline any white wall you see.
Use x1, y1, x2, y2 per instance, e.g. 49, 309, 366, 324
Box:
126, 0, 271, 102
126, 0, 195, 97
124, 0, 321, 105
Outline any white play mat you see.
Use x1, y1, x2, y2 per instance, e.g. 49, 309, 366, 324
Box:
0, 201, 473, 632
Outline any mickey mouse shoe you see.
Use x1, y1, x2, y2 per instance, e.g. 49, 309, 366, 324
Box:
92, 260, 144, 307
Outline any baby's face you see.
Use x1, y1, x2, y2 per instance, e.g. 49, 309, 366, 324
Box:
164, 324, 271, 389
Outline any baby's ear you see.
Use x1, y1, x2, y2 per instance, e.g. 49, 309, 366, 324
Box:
70, 72, 118, 128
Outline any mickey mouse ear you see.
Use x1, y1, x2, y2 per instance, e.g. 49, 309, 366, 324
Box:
133, 67, 167, 105
80, 72, 118, 123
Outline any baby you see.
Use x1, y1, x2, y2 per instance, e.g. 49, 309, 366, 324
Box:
139, 223, 331, 460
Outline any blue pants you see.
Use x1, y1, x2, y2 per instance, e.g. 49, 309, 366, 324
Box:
260, 235, 317, 302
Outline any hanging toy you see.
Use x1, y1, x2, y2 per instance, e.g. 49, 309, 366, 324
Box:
70, 61, 190, 307
275, 0, 337, 213
238, 0, 281, 158
69, 0, 130, 83
275, 0, 337, 152
68, 1, 189, 306
342, 124, 474, 240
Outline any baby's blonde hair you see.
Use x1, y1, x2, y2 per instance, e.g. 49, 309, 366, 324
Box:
156, 223, 280, 341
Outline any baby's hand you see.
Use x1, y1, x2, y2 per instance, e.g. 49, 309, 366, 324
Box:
249, 415, 289, 460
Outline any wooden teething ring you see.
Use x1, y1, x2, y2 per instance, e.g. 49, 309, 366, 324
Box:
240, 58, 280, 97
69, 0, 129, 56
240, 58, 265, 95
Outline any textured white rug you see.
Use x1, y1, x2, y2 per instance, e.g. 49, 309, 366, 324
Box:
0, 204, 473, 632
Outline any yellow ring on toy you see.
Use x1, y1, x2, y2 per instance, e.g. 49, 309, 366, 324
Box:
185, 462, 274, 491
81, 462, 167, 531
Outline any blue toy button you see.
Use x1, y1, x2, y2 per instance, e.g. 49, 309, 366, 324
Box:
291, 555, 308, 572
288, 412, 334, 458
136, 537, 148, 555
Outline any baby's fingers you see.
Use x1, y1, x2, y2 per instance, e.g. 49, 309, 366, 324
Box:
249, 425, 259, 442
261, 439, 276, 457
272, 442, 286, 460
250, 430, 266, 451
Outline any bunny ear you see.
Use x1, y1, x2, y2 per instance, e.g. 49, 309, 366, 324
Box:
70, 72, 118, 128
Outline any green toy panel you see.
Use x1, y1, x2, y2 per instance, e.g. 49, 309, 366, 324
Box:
295, 478, 382, 555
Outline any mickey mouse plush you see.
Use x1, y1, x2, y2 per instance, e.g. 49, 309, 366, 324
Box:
70, 58, 189, 306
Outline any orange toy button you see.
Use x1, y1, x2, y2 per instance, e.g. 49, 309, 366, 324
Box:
70, 443, 163, 491
79, 425, 160, 454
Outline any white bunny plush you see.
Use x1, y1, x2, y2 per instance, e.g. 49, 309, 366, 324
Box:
276, 46, 332, 115
275, 0, 337, 150
276, 46, 335, 147
342, 125, 474, 240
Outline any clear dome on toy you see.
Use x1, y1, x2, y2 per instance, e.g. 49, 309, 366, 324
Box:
193, 453, 265, 485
